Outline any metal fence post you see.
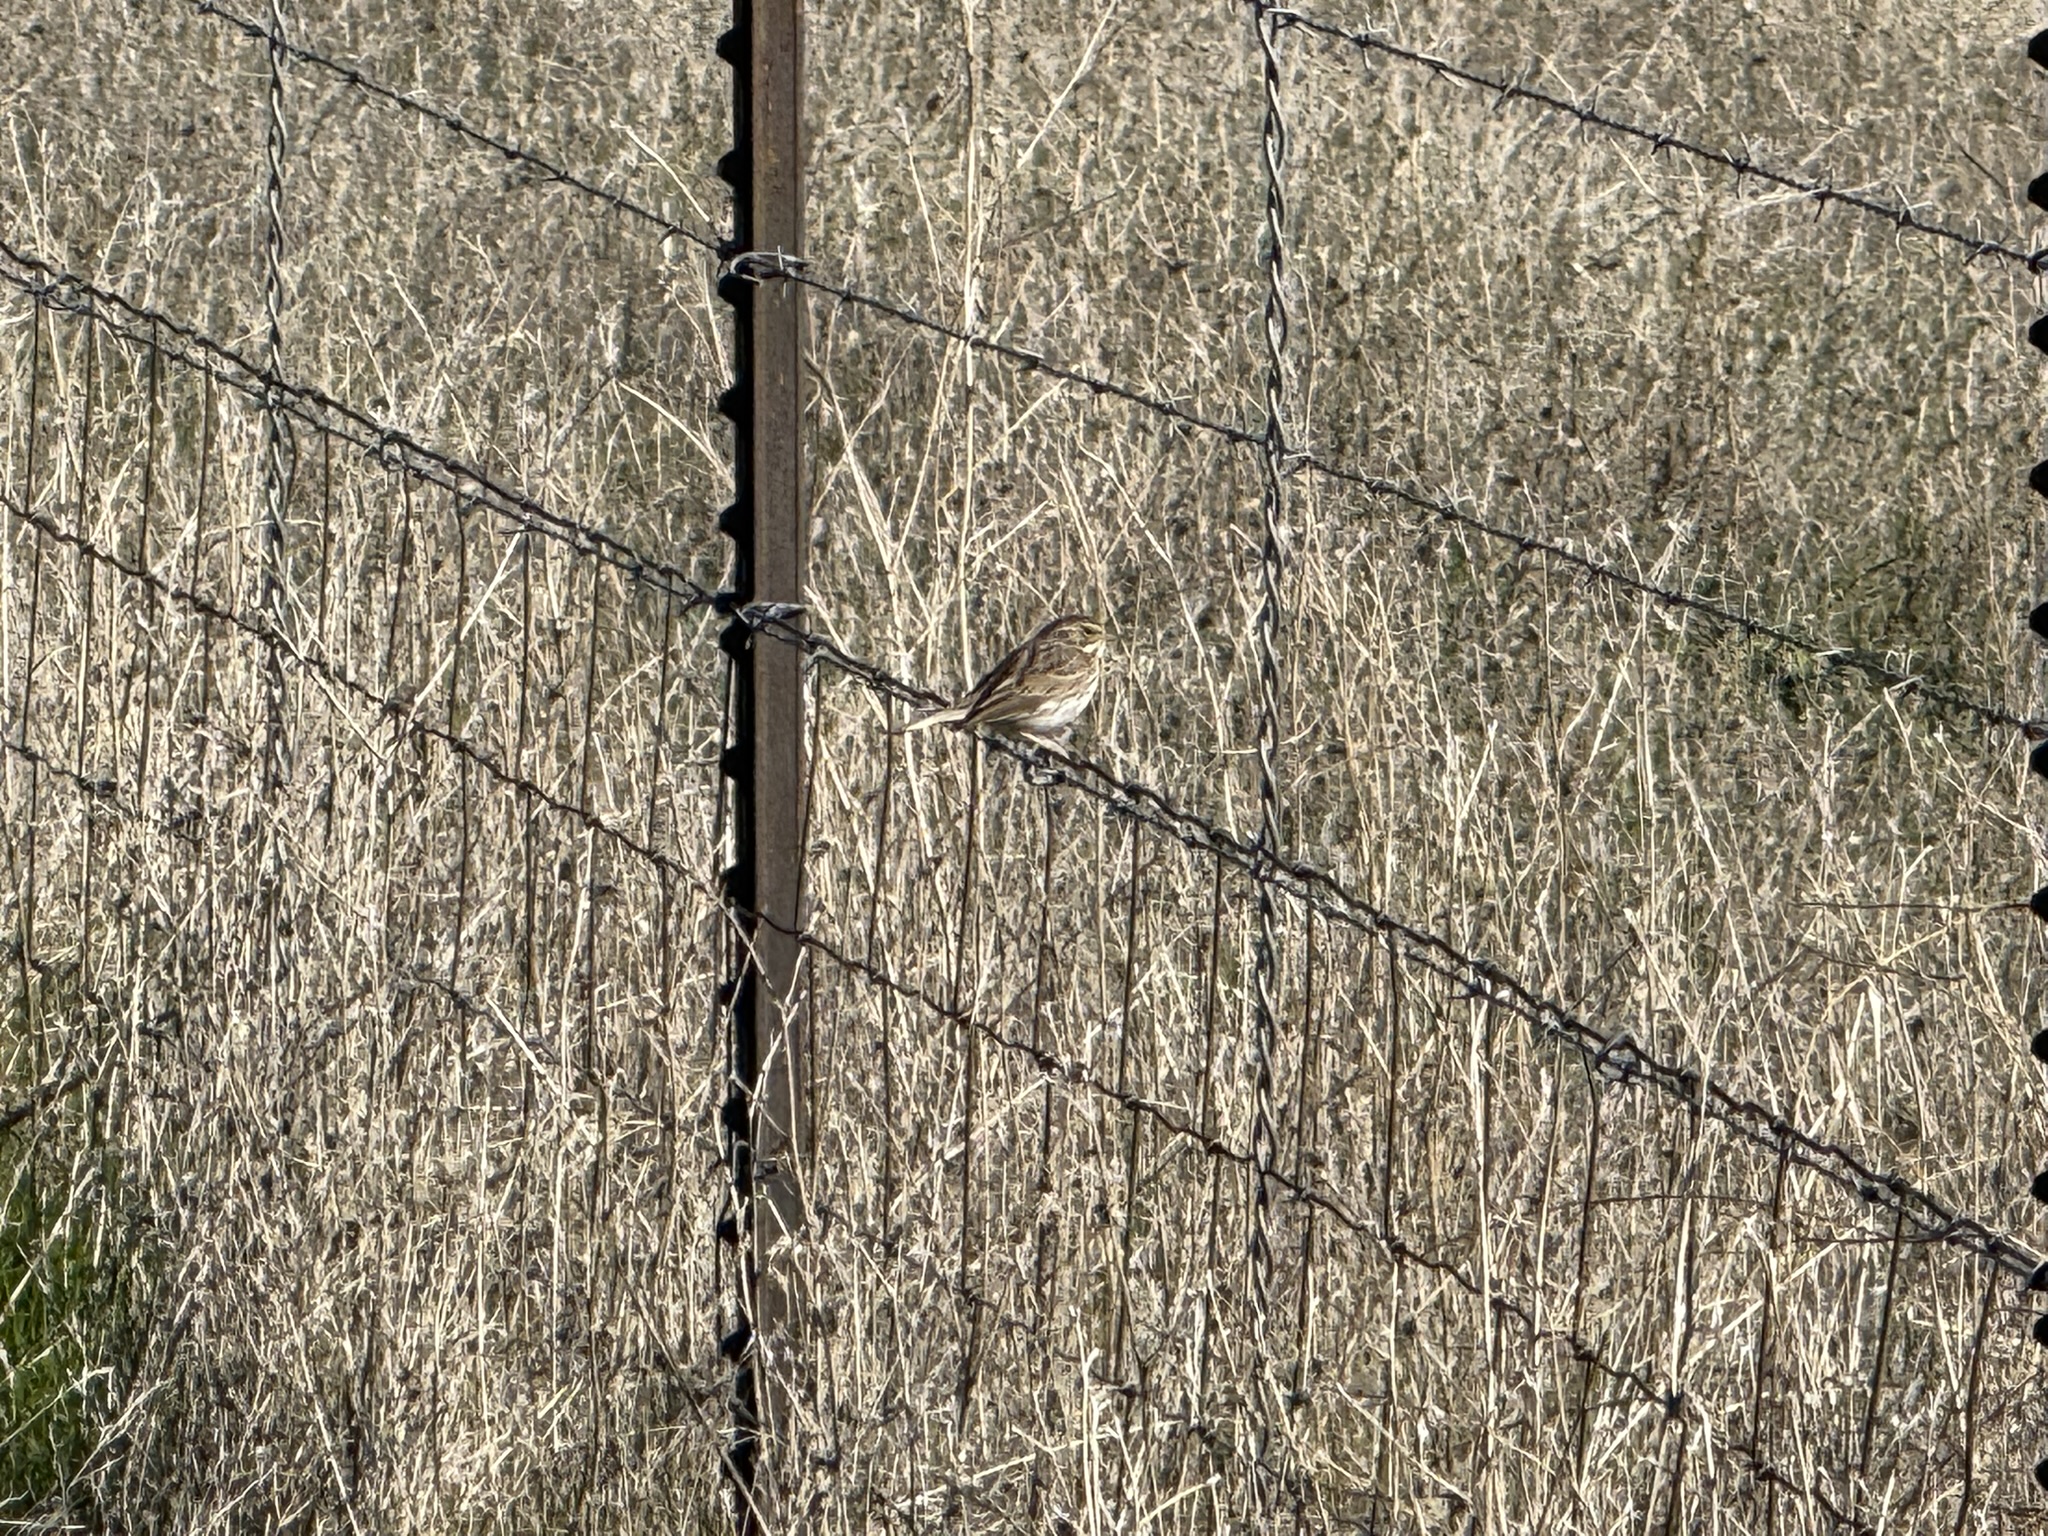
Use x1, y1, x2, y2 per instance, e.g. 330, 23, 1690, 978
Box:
716, 0, 806, 1529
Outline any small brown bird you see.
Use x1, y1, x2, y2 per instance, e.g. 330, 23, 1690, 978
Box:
905, 614, 1106, 744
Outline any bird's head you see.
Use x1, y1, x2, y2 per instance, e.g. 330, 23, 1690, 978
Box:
1051, 614, 1107, 657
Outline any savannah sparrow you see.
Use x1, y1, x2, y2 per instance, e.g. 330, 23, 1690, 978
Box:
905, 614, 1106, 744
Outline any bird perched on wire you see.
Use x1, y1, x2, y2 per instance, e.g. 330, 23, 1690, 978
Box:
904, 613, 1106, 745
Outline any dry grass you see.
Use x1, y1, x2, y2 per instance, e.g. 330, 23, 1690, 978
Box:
3, 0, 2048, 1530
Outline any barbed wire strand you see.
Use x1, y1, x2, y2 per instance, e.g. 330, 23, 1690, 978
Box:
1277, 2, 2048, 274
787, 925, 1871, 1534
745, 610, 2043, 1288
187, 0, 2046, 301
0, 688, 1872, 1536
0, 487, 1982, 1536
0, 481, 754, 1051
6, 264, 2034, 1297
0, 244, 714, 619
1301, 455, 2048, 739
1249, 3, 1293, 1520
189, 1, 723, 257
175, 8, 2048, 747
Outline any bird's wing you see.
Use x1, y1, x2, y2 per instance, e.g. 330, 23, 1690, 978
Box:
957, 638, 1033, 721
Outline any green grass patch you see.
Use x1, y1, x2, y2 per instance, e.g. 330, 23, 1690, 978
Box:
0, 977, 149, 1525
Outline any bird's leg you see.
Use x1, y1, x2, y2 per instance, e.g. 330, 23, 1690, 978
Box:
1020, 728, 1081, 763
1016, 738, 1062, 786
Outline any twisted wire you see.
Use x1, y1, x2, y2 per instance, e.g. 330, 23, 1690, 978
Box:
259, 0, 291, 681
176, 6, 2048, 749
1248, 0, 1292, 1513
256, 0, 294, 1035
1278, 2, 2047, 273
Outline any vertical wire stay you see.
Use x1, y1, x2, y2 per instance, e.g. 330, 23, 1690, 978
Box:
865, 695, 897, 1231
950, 745, 982, 1429
1568, 1075, 1605, 1492
1658, 1088, 1705, 1536
1751, 1134, 1791, 1536
134, 328, 160, 809
1950, 1265, 1996, 1536
259, 0, 290, 789
1109, 825, 1146, 1390
1248, 0, 1293, 1514
1855, 1199, 1909, 1481
257, 0, 294, 1057
14, 305, 46, 1023
1374, 936, 1402, 1527
1286, 912, 1320, 1428
72, 308, 98, 1004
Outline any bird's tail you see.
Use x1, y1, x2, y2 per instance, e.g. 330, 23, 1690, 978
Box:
903, 705, 968, 733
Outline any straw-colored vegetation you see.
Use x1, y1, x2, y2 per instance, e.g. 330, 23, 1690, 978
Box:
3, 0, 2047, 1529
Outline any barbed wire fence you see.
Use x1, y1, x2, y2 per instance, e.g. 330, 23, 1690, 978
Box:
3, 1, 2047, 1531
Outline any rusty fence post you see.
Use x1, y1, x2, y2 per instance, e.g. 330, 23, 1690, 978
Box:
715, 0, 807, 1529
